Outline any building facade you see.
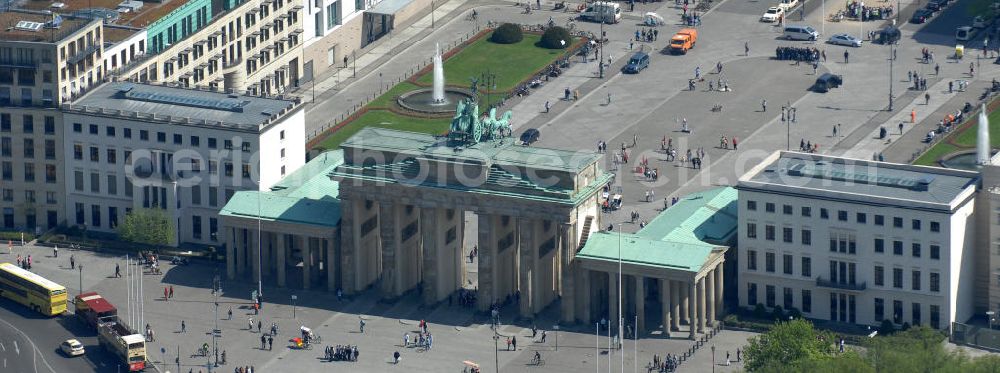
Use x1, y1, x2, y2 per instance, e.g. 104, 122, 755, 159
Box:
61, 82, 304, 246
737, 151, 980, 330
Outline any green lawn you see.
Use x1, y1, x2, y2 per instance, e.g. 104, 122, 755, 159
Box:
414, 34, 564, 93
370, 82, 420, 108
913, 107, 1000, 166
313, 110, 451, 151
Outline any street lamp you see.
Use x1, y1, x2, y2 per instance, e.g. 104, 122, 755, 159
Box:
492, 330, 500, 373
888, 43, 895, 112
599, 21, 605, 79
987, 311, 995, 330
711, 345, 716, 373
783, 106, 790, 150
78, 265, 83, 297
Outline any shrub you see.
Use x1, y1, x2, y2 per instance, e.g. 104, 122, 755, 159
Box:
771, 305, 785, 321
787, 307, 804, 320
540, 26, 573, 49
491, 23, 523, 44
878, 319, 896, 336
753, 303, 769, 319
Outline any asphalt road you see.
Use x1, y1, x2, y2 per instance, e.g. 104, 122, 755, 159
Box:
0, 297, 123, 373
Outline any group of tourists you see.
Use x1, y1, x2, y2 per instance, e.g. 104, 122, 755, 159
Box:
844, 1, 893, 21
649, 353, 680, 372
15, 254, 31, 270
634, 28, 659, 42
457, 288, 478, 308
775, 46, 820, 62
325, 344, 359, 361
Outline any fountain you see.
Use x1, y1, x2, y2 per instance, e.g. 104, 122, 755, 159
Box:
940, 104, 995, 170
397, 42, 473, 114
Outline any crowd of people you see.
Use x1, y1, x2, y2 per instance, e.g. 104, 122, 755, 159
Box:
844, 1, 893, 21
648, 353, 680, 372
775, 46, 820, 62
457, 288, 478, 308
324, 344, 359, 362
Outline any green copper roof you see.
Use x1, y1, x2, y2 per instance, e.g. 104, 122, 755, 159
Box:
219, 151, 343, 227
576, 187, 737, 273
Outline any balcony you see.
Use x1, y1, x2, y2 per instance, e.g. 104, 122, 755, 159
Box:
67, 44, 100, 66
815, 277, 867, 291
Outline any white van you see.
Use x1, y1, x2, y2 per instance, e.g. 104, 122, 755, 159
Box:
784, 25, 820, 41
581, 2, 621, 23
956, 26, 975, 41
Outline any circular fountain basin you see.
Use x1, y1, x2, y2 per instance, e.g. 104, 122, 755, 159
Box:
397, 88, 474, 114
939, 150, 997, 170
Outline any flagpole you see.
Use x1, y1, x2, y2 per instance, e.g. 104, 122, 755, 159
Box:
618, 229, 623, 373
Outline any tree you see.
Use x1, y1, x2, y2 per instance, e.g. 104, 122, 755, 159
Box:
540, 26, 572, 49
866, 326, 959, 373
117, 208, 174, 247
742, 319, 836, 372
491, 23, 523, 44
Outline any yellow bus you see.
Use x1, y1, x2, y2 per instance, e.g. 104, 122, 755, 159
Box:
0, 263, 68, 316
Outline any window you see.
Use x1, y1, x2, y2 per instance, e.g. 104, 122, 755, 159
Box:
801, 206, 811, 217
782, 204, 792, 215
746, 223, 757, 239
765, 252, 775, 273
782, 227, 793, 243
820, 208, 829, 219
208, 138, 217, 148
0, 137, 8, 156
44, 139, 54, 159
107, 175, 117, 195
783, 287, 793, 309
45, 191, 56, 204
856, 213, 866, 224
875, 238, 885, 253
209, 186, 218, 207
747, 250, 757, 270
90, 172, 99, 193
783, 254, 793, 275
192, 215, 202, 239
224, 139, 233, 150
191, 186, 201, 205
746, 200, 757, 211
912, 219, 921, 230
802, 290, 811, 313
326, 1, 340, 28
930, 221, 940, 232
875, 214, 884, 226
912, 270, 921, 291
73, 144, 82, 160
1, 189, 11, 201
1, 161, 9, 180
173, 134, 182, 145
22, 139, 33, 158
912, 303, 922, 325
801, 257, 811, 277
893, 300, 903, 324
72, 122, 82, 133
74, 171, 83, 191
106, 149, 116, 164
106, 126, 115, 137
22, 115, 33, 133
912, 243, 921, 258
241, 164, 251, 178
209, 161, 218, 175
22, 163, 34, 182
210, 218, 218, 241
279, 130, 285, 140
801, 229, 811, 245
75, 203, 84, 224
241, 142, 251, 152
747, 283, 758, 306
930, 272, 940, 292
875, 298, 885, 321
930, 305, 940, 329
765, 285, 775, 307
765, 225, 775, 241
893, 217, 903, 228
838, 210, 848, 221
89, 124, 98, 135
280, 148, 285, 158
190, 136, 200, 146
124, 128, 132, 139
91, 205, 101, 228
89, 146, 99, 162
109, 207, 118, 228
893, 268, 903, 289
765, 203, 775, 213
140, 130, 149, 141
874, 265, 884, 286
930, 245, 940, 260
893, 240, 903, 255
157, 132, 166, 143
224, 162, 233, 177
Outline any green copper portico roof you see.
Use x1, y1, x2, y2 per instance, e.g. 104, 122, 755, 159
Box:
219, 151, 343, 228
576, 187, 737, 273
340, 127, 602, 173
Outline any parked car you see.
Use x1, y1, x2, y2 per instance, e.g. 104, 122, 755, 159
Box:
910, 9, 932, 24
925, 0, 943, 12
827, 33, 862, 47
60, 339, 85, 357
622, 51, 650, 73
973, 15, 987, 28
520, 128, 540, 146
812, 73, 843, 93
778, 0, 799, 12
783, 25, 819, 41
761, 7, 784, 22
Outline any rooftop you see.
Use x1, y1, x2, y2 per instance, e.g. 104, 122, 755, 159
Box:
67, 81, 300, 130
576, 187, 737, 273
103, 25, 142, 44
20, 0, 191, 28
0, 9, 93, 43
220, 151, 343, 228
739, 151, 980, 210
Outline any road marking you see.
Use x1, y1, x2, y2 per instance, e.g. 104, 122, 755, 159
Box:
0, 341, 5, 351
0, 316, 56, 373
13, 341, 18, 355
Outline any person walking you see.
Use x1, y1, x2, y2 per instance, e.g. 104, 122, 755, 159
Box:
512, 336, 517, 351
267, 336, 273, 350
544, 101, 550, 113
115, 263, 121, 278
169, 286, 174, 299
69, 254, 75, 269
53, 246, 58, 258
360, 319, 366, 333
248, 317, 254, 331
761, 99, 767, 112
925, 92, 930, 105
898, 122, 904, 134
228, 307, 233, 320
261, 334, 267, 349
607, 92, 612, 105
843, 50, 849, 63
164, 287, 169, 301
257, 320, 263, 333
745, 41, 750, 56
732, 136, 738, 150
181, 320, 186, 333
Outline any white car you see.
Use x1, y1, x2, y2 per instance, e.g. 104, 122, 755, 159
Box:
60, 339, 85, 357
778, 0, 799, 12
761, 7, 784, 22
827, 33, 862, 47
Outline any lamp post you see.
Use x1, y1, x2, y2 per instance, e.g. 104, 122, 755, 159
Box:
213, 274, 220, 367
78, 265, 83, 297
988, 311, 995, 330
599, 21, 605, 79
292, 294, 297, 318
711, 345, 716, 373
888, 43, 895, 112
783, 106, 789, 150
493, 330, 500, 373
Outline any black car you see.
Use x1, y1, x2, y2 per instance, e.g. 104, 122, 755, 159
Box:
910, 9, 932, 23
812, 73, 843, 93
520, 128, 540, 145
924, 0, 943, 12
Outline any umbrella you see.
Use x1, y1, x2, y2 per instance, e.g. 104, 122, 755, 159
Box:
463, 361, 480, 368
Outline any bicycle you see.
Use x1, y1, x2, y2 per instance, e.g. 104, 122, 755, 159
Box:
530, 353, 545, 366
197, 344, 209, 357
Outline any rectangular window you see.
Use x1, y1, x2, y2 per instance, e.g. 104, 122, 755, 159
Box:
89, 124, 98, 135
912, 303, 922, 325
783, 254, 793, 275
765, 252, 775, 273
107, 149, 117, 164
930, 245, 940, 260
875, 298, 885, 321
192, 215, 202, 239
765, 225, 775, 241
893, 240, 903, 255
209, 217, 218, 241
747, 250, 757, 271
0, 137, 8, 156
782, 204, 793, 215
856, 212, 866, 224
224, 139, 232, 150
22, 139, 33, 158
157, 132, 166, 143
208, 138, 217, 148
746, 223, 757, 239
173, 134, 182, 145
874, 265, 884, 286
783, 287, 793, 310
747, 283, 758, 306
44, 116, 54, 134
801, 257, 811, 277
44, 139, 55, 159
875, 214, 884, 226
241, 142, 251, 152
73, 144, 82, 160
22, 163, 34, 182
801, 206, 811, 217
89, 146, 99, 162
875, 238, 885, 253
72, 122, 81, 133
930, 221, 940, 232
124, 128, 132, 139
109, 207, 118, 228
801, 229, 811, 245
912, 243, 921, 258
765, 285, 775, 307
930, 305, 940, 329
893, 217, 903, 228
190, 136, 200, 147
912, 270, 921, 291
106, 126, 115, 137
802, 290, 811, 313
90, 172, 99, 193
140, 130, 149, 141
326, 2, 341, 27
75, 203, 84, 224
930, 272, 940, 292
22, 115, 33, 133
1, 189, 10, 201
74, 170, 83, 191
107, 175, 117, 195
893, 268, 903, 289
765, 203, 775, 213
782, 227, 793, 243
746, 200, 757, 211
820, 208, 829, 219
912, 219, 921, 230
209, 186, 218, 207
0, 161, 9, 180
893, 300, 903, 324
838, 210, 848, 221
91, 205, 101, 228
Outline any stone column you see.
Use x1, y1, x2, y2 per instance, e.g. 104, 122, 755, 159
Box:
276, 234, 286, 287
339, 199, 357, 294
326, 235, 337, 291
559, 222, 577, 323
609, 273, 619, 330
518, 218, 536, 317
477, 213, 496, 311
681, 282, 689, 324
670, 280, 680, 331
697, 277, 706, 333
379, 203, 399, 298
635, 275, 645, 335
707, 269, 716, 326
250, 229, 261, 284
302, 236, 312, 290
580, 269, 592, 324
715, 263, 724, 318
688, 280, 697, 340
226, 228, 236, 280
660, 278, 671, 335
421, 207, 440, 304
236, 228, 246, 276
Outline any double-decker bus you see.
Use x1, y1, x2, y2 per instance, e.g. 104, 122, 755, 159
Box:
0, 262, 67, 316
